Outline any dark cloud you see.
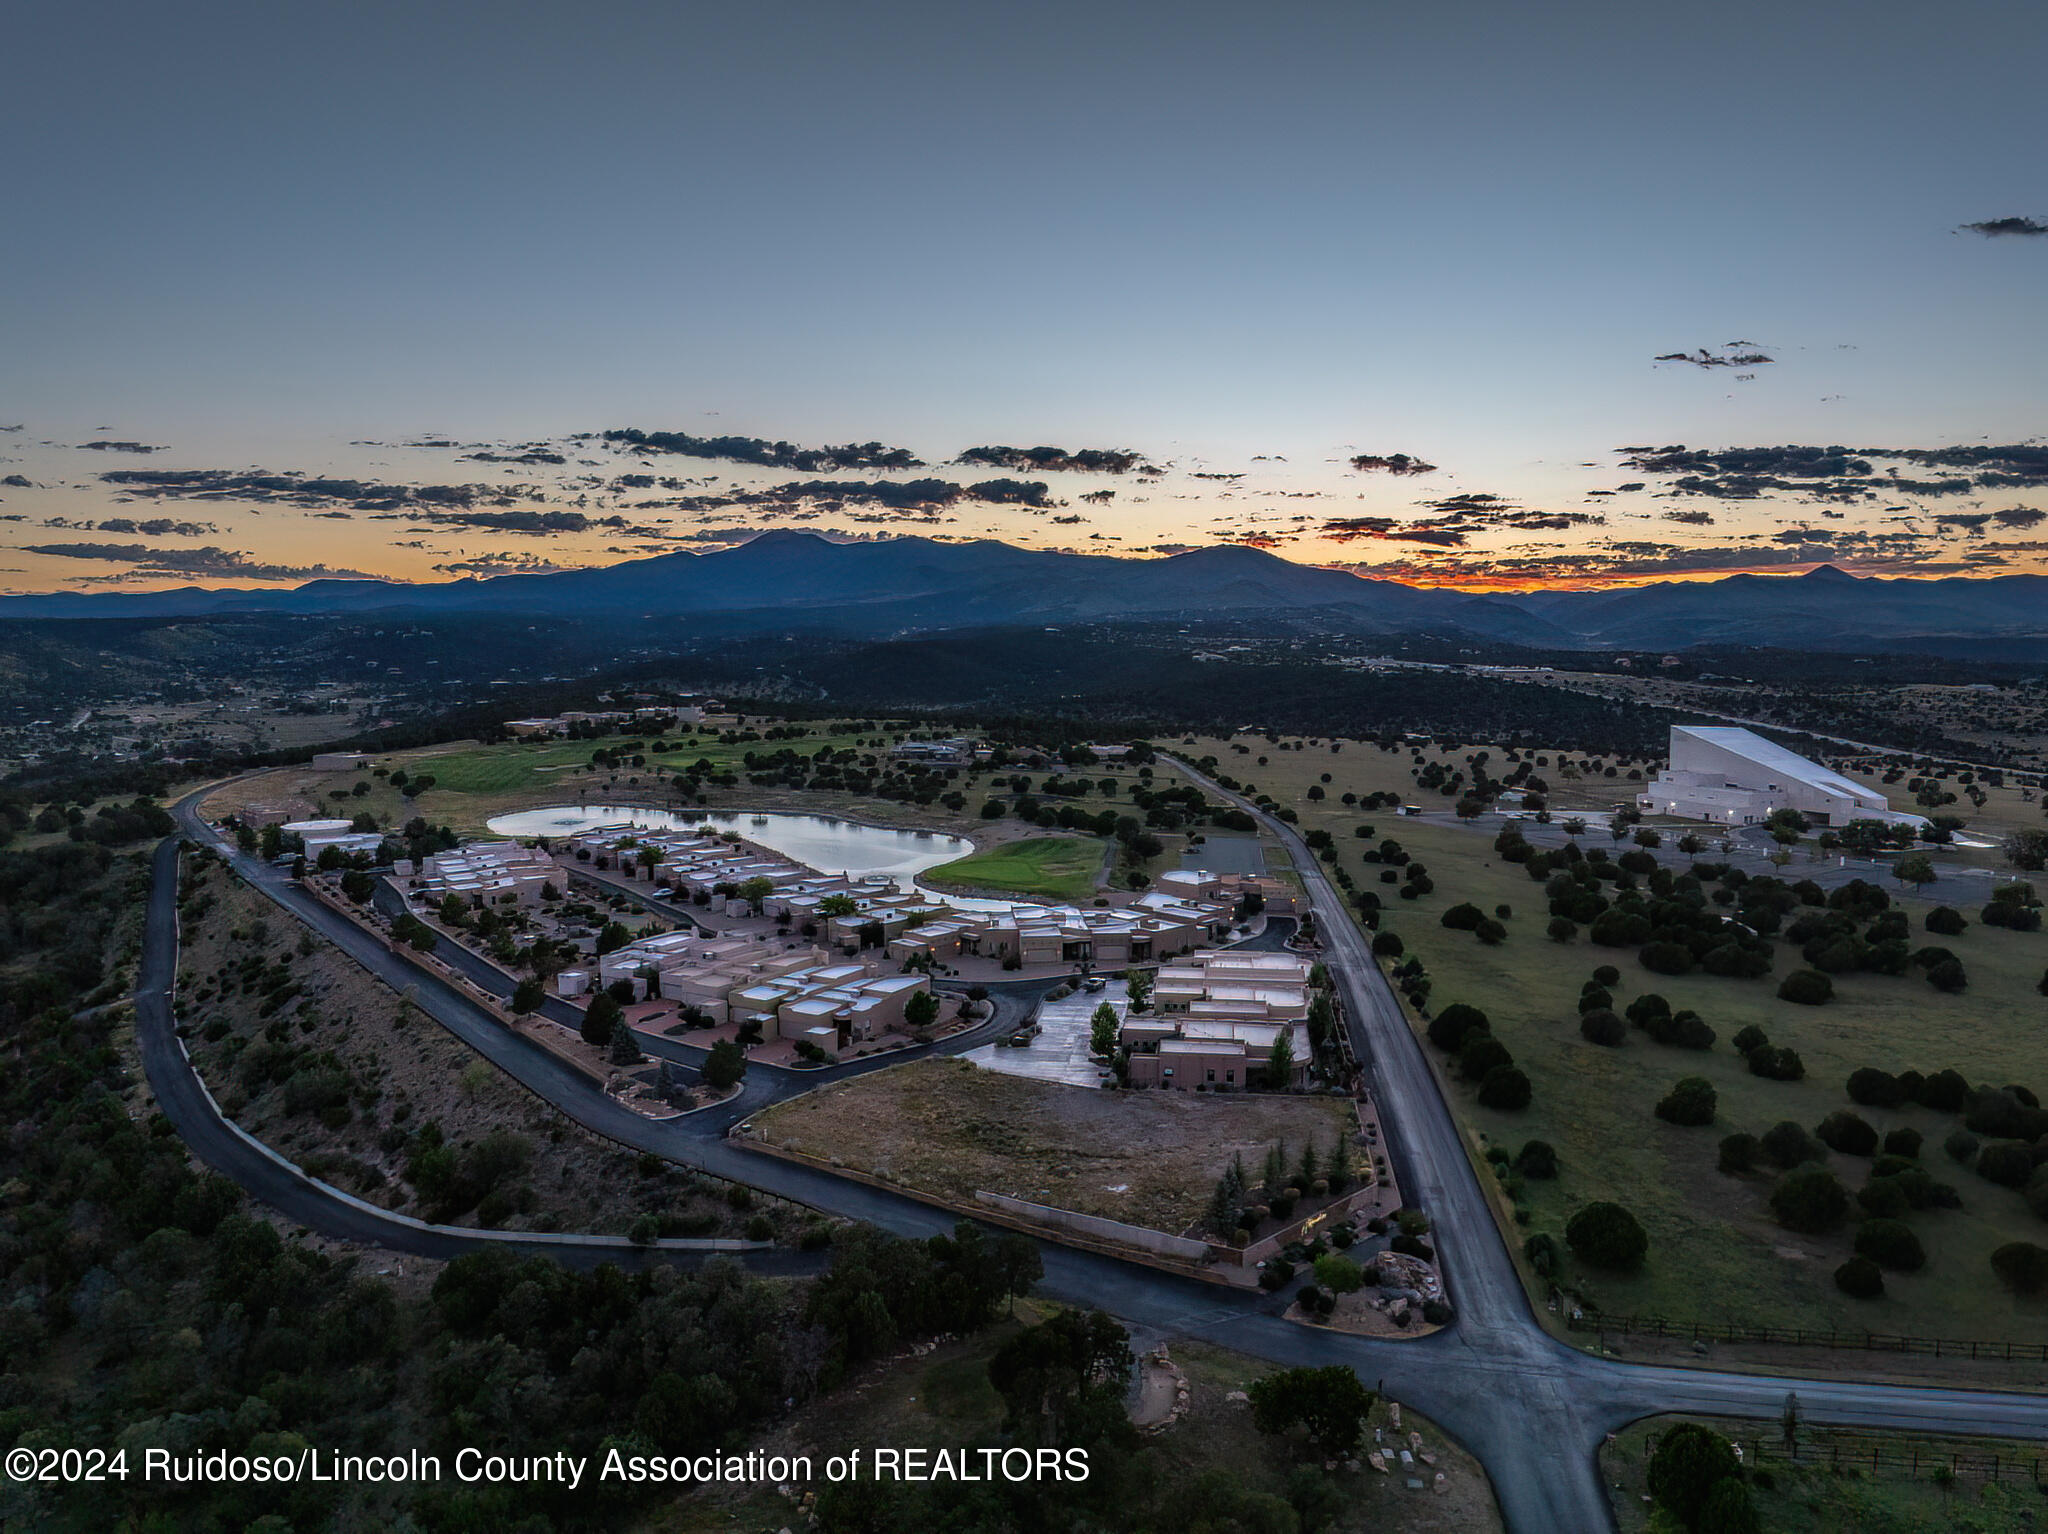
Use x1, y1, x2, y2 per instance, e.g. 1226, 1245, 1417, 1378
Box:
1959, 217, 2048, 237
1348, 453, 1437, 475
21, 542, 376, 582
1994, 507, 2048, 529
433, 553, 580, 575
1662, 509, 1715, 525
595, 429, 924, 472
1653, 347, 1774, 369
956, 445, 1140, 474
462, 449, 567, 465
76, 441, 165, 453
100, 467, 545, 513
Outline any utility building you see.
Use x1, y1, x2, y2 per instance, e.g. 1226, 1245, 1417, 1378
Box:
1638, 725, 1925, 829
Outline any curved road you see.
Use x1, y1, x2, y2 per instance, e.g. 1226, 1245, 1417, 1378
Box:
146, 787, 2048, 1531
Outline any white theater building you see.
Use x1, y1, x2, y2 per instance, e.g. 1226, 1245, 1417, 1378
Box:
1638, 725, 1926, 829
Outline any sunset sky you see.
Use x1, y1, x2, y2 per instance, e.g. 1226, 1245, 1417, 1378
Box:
3, 0, 2044, 594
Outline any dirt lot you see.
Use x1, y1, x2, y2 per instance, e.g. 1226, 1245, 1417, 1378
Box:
751, 1056, 1357, 1234
174, 853, 811, 1241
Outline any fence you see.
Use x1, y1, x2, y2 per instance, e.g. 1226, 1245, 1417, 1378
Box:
1574, 1310, 2048, 1362
1644, 1429, 2047, 1487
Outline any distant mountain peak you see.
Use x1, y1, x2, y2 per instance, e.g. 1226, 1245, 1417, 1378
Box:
1799, 563, 1858, 583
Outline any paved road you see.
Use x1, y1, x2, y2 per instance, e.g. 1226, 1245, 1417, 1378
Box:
152, 787, 2048, 1531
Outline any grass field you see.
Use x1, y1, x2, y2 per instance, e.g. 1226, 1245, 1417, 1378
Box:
1603, 1414, 2048, 1533
1171, 732, 2048, 1346
679, 1309, 1498, 1534
751, 1056, 1356, 1234
923, 835, 1105, 900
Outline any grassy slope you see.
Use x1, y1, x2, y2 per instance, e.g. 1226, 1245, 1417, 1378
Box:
1602, 1415, 2048, 1533
1175, 734, 2048, 1342
924, 835, 1105, 900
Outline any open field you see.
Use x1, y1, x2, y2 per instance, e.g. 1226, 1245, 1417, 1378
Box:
1175, 731, 2048, 1346
673, 1306, 1498, 1534
923, 834, 1104, 899
750, 1056, 1355, 1234
1603, 1414, 2048, 1533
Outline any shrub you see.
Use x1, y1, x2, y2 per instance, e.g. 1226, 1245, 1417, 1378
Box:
1943, 1128, 1981, 1164
1546, 917, 1577, 942
1975, 1141, 2035, 1187
1732, 1024, 1770, 1055
1918, 1068, 1971, 1113
1478, 1065, 1532, 1110
1639, 941, 1695, 975
1646, 1008, 1715, 1050
1815, 1110, 1878, 1157
1925, 905, 1968, 935
1579, 1009, 1626, 1047
1312, 1253, 1364, 1294
1474, 919, 1508, 945
1515, 1140, 1559, 1179
1855, 1218, 1927, 1271
1777, 969, 1834, 1005
1655, 1077, 1717, 1127
1521, 1230, 1564, 1277
1441, 902, 1485, 930
1718, 1133, 1760, 1175
1991, 1242, 2048, 1295
1855, 1177, 1910, 1219
1427, 1003, 1489, 1053
1926, 958, 1967, 993
1760, 1120, 1821, 1168
1593, 964, 1621, 987
1847, 1067, 1906, 1108
1770, 1167, 1850, 1233
1625, 993, 1671, 1028
1835, 1255, 1885, 1298
1565, 1201, 1647, 1270
1577, 986, 1614, 1014
1646, 1422, 1739, 1530
1748, 1045, 1805, 1082
1459, 1034, 1515, 1082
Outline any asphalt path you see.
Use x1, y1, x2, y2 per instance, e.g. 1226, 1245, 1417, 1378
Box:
146, 786, 2048, 1531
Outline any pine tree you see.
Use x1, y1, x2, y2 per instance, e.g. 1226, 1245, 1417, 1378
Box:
610, 1022, 644, 1066
1326, 1131, 1352, 1189
1263, 1141, 1288, 1196
1298, 1140, 1320, 1186
656, 1060, 676, 1102
1206, 1173, 1237, 1233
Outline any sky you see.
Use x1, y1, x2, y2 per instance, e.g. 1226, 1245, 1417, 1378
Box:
2, 0, 2044, 594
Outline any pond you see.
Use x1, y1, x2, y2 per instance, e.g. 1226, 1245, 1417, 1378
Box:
484, 805, 1013, 909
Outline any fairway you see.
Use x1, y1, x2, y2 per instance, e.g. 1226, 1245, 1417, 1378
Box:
923, 835, 1104, 900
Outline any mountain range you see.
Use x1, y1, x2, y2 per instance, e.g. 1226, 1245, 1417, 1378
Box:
4, 531, 2045, 654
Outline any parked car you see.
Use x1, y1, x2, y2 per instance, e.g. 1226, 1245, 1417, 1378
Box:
1083, 976, 1107, 992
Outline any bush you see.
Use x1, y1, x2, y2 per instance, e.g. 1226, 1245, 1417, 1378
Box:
1593, 964, 1621, 987
1639, 941, 1695, 975
1625, 993, 1671, 1028
1991, 1241, 2048, 1295
1918, 1068, 1971, 1113
1655, 1077, 1717, 1127
1855, 1218, 1927, 1271
1732, 1024, 1769, 1055
1926, 958, 1968, 993
1645, 1008, 1715, 1050
1748, 1044, 1805, 1082
1718, 1133, 1760, 1175
1846, 1067, 1905, 1108
1440, 902, 1485, 930
1975, 1141, 2035, 1187
1770, 1167, 1850, 1233
1855, 1177, 1911, 1219
1925, 905, 1968, 935
1815, 1110, 1879, 1157
1777, 969, 1834, 1005
1881, 1126, 1922, 1160
1427, 1003, 1489, 1053
1459, 1033, 1514, 1081
1565, 1201, 1647, 1270
1312, 1253, 1364, 1294
1579, 1009, 1625, 1047
1646, 1422, 1739, 1530
1760, 1120, 1821, 1169
1515, 1140, 1559, 1179
1477, 1065, 1532, 1110
1835, 1255, 1885, 1298
1521, 1230, 1564, 1277
1943, 1128, 1980, 1163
